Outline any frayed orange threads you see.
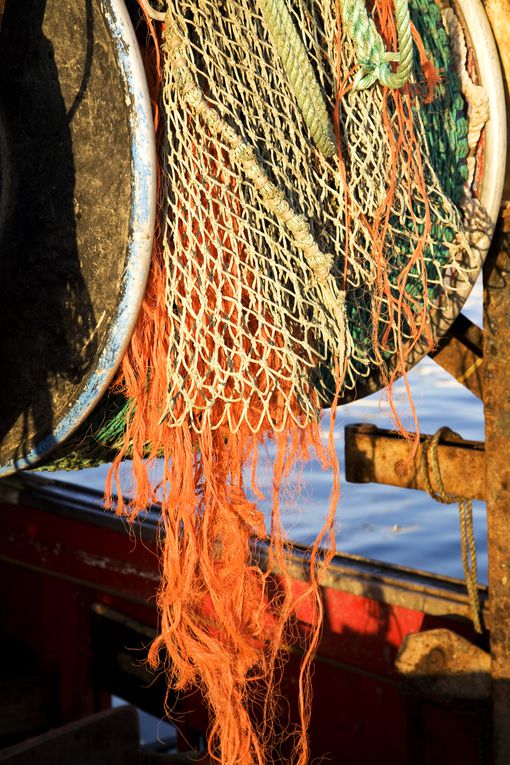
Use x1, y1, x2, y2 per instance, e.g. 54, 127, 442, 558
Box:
411, 22, 442, 103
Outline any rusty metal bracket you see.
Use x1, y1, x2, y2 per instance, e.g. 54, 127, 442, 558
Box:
345, 423, 485, 500
429, 313, 484, 400
483, 231, 510, 763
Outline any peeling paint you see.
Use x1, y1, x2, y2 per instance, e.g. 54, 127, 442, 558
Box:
75, 549, 160, 581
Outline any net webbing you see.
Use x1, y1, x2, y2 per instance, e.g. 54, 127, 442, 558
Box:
40, 1, 487, 762
44, 0, 476, 469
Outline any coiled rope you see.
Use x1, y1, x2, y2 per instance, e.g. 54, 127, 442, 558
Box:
421, 426, 482, 633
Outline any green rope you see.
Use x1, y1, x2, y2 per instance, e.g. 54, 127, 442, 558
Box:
412, 0, 468, 205
340, 0, 413, 90
256, 0, 337, 157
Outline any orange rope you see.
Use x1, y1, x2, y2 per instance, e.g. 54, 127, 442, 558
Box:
105, 11, 340, 764
107, 1, 442, 758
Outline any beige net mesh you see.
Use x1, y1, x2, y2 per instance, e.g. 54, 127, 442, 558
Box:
159, 0, 473, 433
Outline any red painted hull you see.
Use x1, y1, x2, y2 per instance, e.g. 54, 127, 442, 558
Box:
0, 475, 488, 763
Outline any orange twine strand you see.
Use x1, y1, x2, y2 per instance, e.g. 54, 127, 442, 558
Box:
105, 10, 340, 765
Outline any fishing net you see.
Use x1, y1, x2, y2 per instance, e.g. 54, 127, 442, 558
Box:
42, 0, 489, 761
140, 0, 474, 413
46, 0, 484, 469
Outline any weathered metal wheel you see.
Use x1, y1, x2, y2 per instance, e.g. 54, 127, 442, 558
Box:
0, 0, 155, 475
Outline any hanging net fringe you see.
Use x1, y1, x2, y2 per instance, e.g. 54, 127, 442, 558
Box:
43, 0, 490, 762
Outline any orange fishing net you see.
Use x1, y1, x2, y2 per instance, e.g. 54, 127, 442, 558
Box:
104, 0, 478, 761
107, 21, 340, 763
108, 194, 340, 765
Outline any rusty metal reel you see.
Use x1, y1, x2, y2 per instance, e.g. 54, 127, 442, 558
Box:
0, 0, 155, 475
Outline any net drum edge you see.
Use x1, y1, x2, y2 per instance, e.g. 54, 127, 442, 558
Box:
0, 0, 156, 476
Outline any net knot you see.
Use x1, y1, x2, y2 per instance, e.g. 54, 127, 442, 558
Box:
340, 0, 413, 90
355, 51, 401, 90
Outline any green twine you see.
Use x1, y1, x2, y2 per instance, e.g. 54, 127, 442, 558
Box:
340, 0, 413, 90
412, 0, 468, 205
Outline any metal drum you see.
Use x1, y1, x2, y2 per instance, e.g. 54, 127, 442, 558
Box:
0, 0, 155, 474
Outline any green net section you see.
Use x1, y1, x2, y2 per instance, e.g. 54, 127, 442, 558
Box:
415, 0, 469, 205
41, 0, 474, 471
340, 0, 471, 386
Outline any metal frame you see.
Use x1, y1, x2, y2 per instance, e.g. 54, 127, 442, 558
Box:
345, 182, 510, 764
